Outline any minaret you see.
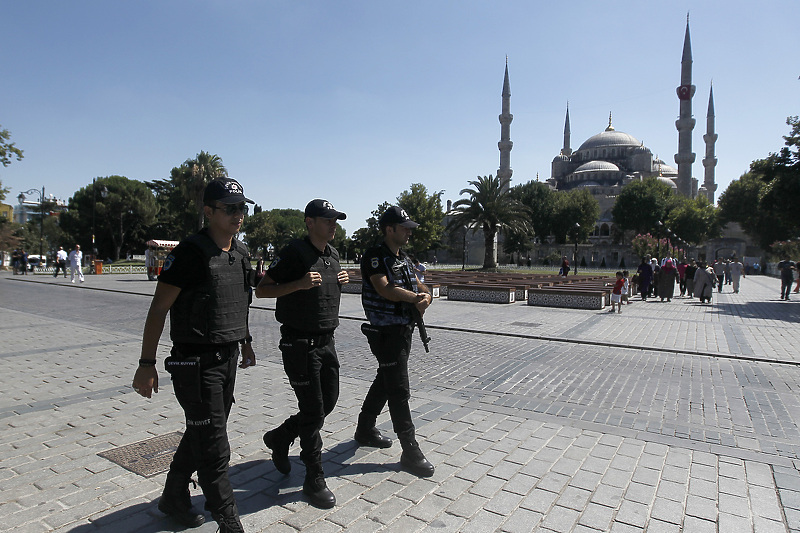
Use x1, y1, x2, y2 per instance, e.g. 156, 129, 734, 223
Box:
497, 58, 513, 193
701, 83, 718, 203
562, 103, 572, 156
674, 14, 696, 198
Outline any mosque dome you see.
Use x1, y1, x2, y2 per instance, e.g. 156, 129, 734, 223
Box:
657, 176, 678, 189
578, 130, 642, 151
574, 161, 620, 173
552, 153, 570, 163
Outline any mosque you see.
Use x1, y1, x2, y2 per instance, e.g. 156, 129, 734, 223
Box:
445, 17, 734, 268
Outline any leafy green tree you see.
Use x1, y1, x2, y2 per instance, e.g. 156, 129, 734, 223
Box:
241, 210, 274, 258
446, 175, 530, 269
268, 208, 306, 251
551, 188, 600, 244
0, 125, 24, 169
147, 151, 228, 238
351, 202, 391, 255
666, 195, 720, 245
612, 178, 675, 234
397, 183, 444, 257
503, 180, 556, 260
61, 176, 157, 260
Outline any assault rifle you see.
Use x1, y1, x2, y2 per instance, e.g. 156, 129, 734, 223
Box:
409, 303, 431, 353
399, 261, 431, 353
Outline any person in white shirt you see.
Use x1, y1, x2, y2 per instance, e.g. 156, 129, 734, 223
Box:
68, 245, 84, 283
53, 246, 68, 278
728, 259, 745, 293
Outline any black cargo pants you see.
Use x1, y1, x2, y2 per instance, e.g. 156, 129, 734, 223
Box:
165, 343, 239, 514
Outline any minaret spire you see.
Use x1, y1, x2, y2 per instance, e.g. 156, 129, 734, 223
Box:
497, 58, 513, 192
674, 15, 696, 197
561, 102, 572, 156
702, 82, 718, 203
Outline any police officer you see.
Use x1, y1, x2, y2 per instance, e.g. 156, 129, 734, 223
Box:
255, 199, 348, 509
355, 206, 434, 477
132, 178, 258, 532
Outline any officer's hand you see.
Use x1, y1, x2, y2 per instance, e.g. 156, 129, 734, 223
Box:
240, 343, 256, 368
301, 271, 322, 289
337, 270, 349, 285
132, 366, 158, 398
414, 292, 432, 315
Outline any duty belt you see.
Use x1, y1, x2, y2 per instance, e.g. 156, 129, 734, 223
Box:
280, 325, 335, 347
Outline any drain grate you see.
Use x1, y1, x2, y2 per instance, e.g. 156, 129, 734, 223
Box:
98, 431, 182, 477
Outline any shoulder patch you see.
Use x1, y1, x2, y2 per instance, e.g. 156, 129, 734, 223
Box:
268, 257, 281, 270
371, 257, 379, 269
162, 254, 175, 271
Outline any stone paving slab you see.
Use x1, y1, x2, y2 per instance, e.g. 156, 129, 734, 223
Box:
1, 272, 800, 532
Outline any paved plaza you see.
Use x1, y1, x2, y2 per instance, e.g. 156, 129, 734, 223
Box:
1, 270, 799, 532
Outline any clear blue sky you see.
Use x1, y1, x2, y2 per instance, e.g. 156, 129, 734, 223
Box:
2, 1, 798, 237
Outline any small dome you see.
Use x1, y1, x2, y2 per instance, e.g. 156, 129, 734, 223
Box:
552, 153, 569, 162
575, 160, 620, 173
578, 130, 642, 151
657, 176, 677, 189
635, 143, 651, 154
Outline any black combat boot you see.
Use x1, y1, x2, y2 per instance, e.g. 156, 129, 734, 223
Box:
157, 471, 205, 527
399, 430, 435, 478
211, 503, 244, 533
263, 425, 294, 475
302, 457, 336, 509
355, 426, 393, 448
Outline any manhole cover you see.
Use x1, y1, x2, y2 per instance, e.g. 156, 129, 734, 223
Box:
98, 431, 182, 477
510, 321, 541, 328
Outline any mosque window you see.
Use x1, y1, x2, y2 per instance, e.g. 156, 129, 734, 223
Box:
600, 224, 610, 236
603, 149, 607, 157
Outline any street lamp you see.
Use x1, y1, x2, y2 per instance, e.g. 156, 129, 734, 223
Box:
92, 178, 108, 262
18, 187, 45, 264
656, 221, 663, 262
462, 226, 468, 271
573, 222, 581, 275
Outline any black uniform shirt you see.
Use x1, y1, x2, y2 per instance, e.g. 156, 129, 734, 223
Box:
158, 243, 206, 289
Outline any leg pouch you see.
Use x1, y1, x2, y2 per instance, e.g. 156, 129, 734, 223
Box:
165, 353, 202, 403
279, 337, 311, 387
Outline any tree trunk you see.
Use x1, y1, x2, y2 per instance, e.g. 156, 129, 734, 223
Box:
483, 226, 497, 269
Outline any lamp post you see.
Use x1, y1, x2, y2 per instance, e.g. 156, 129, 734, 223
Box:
18, 187, 45, 263
573, 222, 580, 275
656, 221, 663, 262
91, 179, 108, 264
462, 226, 468, 271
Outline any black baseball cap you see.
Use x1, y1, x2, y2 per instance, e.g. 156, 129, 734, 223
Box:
379, 206, 419, 228
203, 178, 254, 205
304, 199, 346, 220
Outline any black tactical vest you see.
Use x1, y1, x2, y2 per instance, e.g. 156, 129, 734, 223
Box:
361, 243, 418, 326
170, 232, 253, 344
274, 238, 341, 333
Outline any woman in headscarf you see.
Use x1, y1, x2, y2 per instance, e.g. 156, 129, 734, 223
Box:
658, 259, 678, 302
636, 256, 653, 301
693, 261, 716, 303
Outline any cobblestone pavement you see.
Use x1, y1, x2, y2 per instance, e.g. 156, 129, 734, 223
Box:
1, 272, 799, 532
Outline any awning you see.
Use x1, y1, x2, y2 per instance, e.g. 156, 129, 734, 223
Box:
146, 239, 180, 249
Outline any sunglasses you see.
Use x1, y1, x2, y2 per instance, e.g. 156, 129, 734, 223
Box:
211, 203, 248, 216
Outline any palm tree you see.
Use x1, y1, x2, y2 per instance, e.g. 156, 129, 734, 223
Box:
446, 175, 531, 269
180, 151, 228, 231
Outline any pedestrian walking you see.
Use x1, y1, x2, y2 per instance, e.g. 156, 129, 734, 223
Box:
255, 199, 348, 509
637, 256, 653, 301
684, 259, 697, 299
68, 245, 84, 283
712, 258, 725, 293
658, 259, 678, 302
729, 258, 745, 293
694, 261, 715, 303
53, 246, 68, 278
132, 178, 258, 532
778, 257, 796, 300
609, 271, 624, 313
355, 206, 435, 478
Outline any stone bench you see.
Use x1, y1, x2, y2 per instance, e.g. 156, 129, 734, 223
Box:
527, 287, 607, 310
447, 284, 516, 304
341, 281, 440, 298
